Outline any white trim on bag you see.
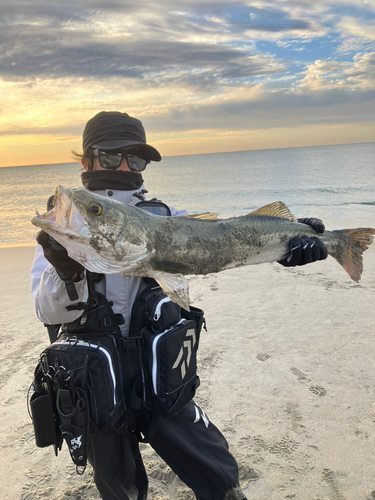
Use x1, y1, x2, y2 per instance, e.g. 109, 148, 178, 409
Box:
151, 319, 185, 395
153, 297, 172, 321
57, 340, 118, 406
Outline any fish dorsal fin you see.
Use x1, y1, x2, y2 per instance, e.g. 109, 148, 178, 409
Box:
247, 201, 296, 222
182, 212, 220, 221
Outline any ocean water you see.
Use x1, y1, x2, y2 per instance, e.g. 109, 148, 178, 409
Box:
0, 142, 374, 248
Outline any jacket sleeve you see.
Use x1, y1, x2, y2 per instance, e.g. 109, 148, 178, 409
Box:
170, 206, 189, 217
30, 245, 89, 325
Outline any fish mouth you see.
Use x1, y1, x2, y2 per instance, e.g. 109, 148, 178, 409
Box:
31, 185, 85, 238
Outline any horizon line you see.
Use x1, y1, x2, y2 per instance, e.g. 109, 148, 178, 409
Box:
1, 140, 374, 169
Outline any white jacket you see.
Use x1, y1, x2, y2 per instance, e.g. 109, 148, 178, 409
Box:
30, 186, 188, 336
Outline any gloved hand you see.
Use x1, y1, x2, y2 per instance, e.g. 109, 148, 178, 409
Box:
36, 230, 84, 280
279, 217, 328, 267
297, 217, 325, 234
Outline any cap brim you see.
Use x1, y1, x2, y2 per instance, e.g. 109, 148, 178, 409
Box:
92, 140, 161, 162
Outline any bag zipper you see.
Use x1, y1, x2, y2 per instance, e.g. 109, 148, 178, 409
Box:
151, 319, 185, 395
153, 297, 172, 321
56, 339, 118, 406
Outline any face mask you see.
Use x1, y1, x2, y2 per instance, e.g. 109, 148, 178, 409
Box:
81, 170, 144, 191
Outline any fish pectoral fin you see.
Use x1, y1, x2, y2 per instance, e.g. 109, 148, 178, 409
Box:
181, 212, 220, 221
154, 274, 190, 311
247, 201, 296, 222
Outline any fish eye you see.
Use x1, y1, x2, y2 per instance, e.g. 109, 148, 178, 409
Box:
89, 203, 103, 216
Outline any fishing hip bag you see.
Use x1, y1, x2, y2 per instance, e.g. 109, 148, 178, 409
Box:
29, 291, 129, 472
30, 331, 127, 471
129, 282, 205, 419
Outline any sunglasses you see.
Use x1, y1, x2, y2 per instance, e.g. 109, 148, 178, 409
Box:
92, 149, 148, 171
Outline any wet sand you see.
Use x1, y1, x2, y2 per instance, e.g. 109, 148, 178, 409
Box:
0, 244, 374, 500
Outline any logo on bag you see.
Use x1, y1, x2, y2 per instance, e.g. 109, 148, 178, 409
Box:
70, 435, 82, 451
172, 328, 196, 379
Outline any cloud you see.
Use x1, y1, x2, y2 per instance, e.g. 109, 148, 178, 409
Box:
143, 84, 375, 133
0, 1, 320, 84
338, 16, 375, 40
298, 52, 375, 90
0, 36, 286, 92
0, 0, 374, 166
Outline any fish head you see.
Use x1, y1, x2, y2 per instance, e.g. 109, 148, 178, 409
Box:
31, 186, 151, 274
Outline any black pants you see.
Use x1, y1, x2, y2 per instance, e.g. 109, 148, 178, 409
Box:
87, 401, 246, 500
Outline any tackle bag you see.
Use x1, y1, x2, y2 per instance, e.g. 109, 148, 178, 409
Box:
29, 362, 63, 455
130, 282, 205, 419
30, 331, 126, 471
29, 276, 132, 471
140, 319, 201, 418
129, 282, 182, 335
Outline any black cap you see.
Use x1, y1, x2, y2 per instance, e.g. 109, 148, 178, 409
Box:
82, 111, 161, 162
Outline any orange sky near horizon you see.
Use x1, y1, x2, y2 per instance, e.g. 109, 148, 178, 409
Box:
1, 122, 374, 168
1, 1, 374, 168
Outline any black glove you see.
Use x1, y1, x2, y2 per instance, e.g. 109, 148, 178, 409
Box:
297, 217, 325, 234
36, 230, 84, 280
279, 218, 328, 267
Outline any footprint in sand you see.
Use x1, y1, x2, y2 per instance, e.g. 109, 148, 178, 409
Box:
268, 436, 300, 455
237, 464, 260, 487
291, 368, 327, 397
322, 469, 346, 500
309, 385, 327, 397
257, 353, 270, 361
147, 462, 176, 483
290, 367, 311, 383
1, 395, 19, 406
285, 402, 306, 433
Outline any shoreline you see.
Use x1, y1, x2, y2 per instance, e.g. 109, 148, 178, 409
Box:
0, 246, 374, 499
0, 242, 37, 249
1, 141, 374, 169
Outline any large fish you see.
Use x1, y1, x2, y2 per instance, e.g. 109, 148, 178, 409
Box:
32, 186, 375, 310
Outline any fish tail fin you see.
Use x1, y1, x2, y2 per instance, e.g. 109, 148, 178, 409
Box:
331, 228, 375, 282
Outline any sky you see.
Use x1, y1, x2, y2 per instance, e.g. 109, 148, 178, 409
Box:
0, 0, 374, 167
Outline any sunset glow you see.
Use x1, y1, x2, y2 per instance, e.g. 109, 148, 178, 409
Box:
1, 0, 374, 167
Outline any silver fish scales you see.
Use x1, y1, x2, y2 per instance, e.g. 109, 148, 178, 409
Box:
32, 186, 375, 310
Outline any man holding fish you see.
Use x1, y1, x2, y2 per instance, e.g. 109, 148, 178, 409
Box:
30, 111, 340, 500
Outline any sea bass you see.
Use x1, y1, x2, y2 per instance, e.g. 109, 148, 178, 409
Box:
32, 186, 375, 310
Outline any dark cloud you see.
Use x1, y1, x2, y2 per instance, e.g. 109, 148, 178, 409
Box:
143, 87, 375, 132
0, 0, 313, 85
176, 1, 312, 32
0, 29, 285, 86
0, 0, 140, 19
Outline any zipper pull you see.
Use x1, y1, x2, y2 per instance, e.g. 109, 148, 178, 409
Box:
153, 297, 171, 322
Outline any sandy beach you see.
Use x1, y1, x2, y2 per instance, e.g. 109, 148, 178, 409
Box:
0, 243, 374, 500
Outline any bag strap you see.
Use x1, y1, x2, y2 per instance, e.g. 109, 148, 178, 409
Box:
113, 412, 159, 443
134, 413, 159, 443
117, 337, 144, 352
56, 387, 89, 474
44, 271, 104, 338
44, 323, 61, 343
54, 357, 90, 474
143, 277, 160, 289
